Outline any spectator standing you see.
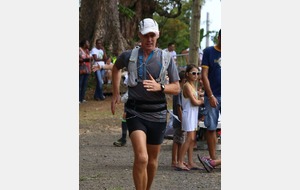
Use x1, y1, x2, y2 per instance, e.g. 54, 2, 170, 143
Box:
113, 109, 128, 147
176, 64, 204, 171
164, 42, 177, 65
111, 18, 180, 190
196, 69, 207, 142
104, 56, 113, 84
79, 39, 92, 104
198, 29, 222, 172
171, 70, 186, 167
196, 67, 206, 121
90, 39, 107, 100
113, 73, 129, 147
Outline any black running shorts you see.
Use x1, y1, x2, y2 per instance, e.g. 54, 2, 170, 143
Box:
126, 112, 167, 145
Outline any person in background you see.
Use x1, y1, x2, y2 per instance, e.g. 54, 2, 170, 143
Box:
164, 42, 177, 65
91, 39, 107, 100
181, 47, 203, 67
197, 67, 206, 121
196, 69, 207, 143
104, 56, 113, 84
111, 18, 180, 190
113, 73, 129, 147
113, 104, 128, 147
79, 39, 92, 104
176, 64, 203, 171
171, 70, 186, 168
198, 29, 222, 172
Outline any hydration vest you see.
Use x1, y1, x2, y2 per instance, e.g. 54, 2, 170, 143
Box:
127, 47, 171, 87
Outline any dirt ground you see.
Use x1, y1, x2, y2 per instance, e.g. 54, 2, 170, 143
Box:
79, 93, 221, 190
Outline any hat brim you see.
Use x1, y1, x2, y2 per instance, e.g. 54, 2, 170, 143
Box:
140, 27, 159, 36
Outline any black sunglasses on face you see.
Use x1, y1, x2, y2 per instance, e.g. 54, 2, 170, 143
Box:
189, 72, 200, 76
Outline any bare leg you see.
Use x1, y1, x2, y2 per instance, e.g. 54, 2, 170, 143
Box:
146, 144, 161, 190
176, 144, 182, 165
207, 158, 221, 168
206, 130, 217, 160
187, 131, 199, 168
177, 131, 194, 169
172, 142, 179, 166
213, 159, 221, 166
130, 130, 148, 190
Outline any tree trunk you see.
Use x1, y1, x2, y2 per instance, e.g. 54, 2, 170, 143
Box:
103, 0, 127, 56
118, 0, 140, 47
118, 0, 157, 47
80, 0, 127, 56
188, 0, 201, 66
79, 0, 98, 41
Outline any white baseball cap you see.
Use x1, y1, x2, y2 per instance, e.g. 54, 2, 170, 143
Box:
138, 18, 159, 36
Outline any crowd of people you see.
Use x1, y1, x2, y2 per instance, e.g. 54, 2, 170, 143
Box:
79, 39, 114, 104
80, 17, 221, 189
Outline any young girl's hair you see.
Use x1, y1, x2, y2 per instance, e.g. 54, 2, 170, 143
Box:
185, 64, 199, 78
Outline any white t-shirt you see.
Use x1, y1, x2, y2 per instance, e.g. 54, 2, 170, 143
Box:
90, 47, 105, 66
163, 48, 177, 60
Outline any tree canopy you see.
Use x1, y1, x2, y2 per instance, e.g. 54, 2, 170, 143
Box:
79, 0, 217, 59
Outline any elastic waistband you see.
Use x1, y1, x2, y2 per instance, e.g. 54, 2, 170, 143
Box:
125, 99, 167, 112
125, 104, 167, 112
126, 99, 166, 105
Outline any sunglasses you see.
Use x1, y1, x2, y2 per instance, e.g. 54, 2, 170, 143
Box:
189, 72, 200, 76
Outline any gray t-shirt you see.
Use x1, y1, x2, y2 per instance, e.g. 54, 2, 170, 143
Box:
115, 48, 179, 122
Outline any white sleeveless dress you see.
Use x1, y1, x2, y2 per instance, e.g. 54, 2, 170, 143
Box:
181, 83, 199, 132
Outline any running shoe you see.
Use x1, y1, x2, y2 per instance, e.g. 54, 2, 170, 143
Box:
113, 138, 126, 147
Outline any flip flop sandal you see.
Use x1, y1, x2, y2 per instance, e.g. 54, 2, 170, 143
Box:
174, 166, 190, 171
188, 167, 204, 171
197, 154, 213, 173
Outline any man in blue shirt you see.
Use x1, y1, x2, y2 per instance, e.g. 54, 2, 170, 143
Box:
198, 29, 221, 172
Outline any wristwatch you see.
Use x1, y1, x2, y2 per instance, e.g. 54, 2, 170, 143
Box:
160, 84, 165, 92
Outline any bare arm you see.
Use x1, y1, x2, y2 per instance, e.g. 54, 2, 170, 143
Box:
177, 104, 182, 122
93, 64, 113, 71
111, 65, 122, 115
202, 67, 218, 107
164, 81, 180, 95
181, 49, 189, 64
92, 54, 98, 61
183, 83, 203, 106
103, 51, 108, 62
92, 61, 113, 72
103, 64, 113, 70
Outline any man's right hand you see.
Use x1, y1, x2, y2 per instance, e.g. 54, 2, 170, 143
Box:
111, 94, 121, 115
209, 96, 219, 108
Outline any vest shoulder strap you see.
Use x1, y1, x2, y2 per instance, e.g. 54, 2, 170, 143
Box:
159, 49, 171, 84
127, 47, 171, 86
127, 47, 140, 87
129, 47, 139, 63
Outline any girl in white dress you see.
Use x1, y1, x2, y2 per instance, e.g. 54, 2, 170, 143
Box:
176, 64, 204, 171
